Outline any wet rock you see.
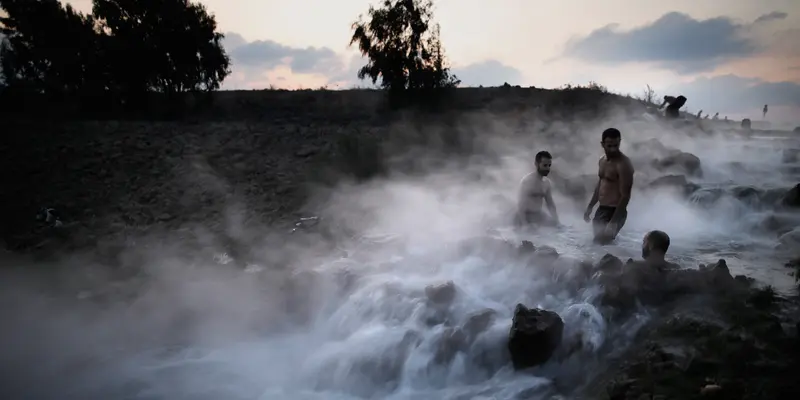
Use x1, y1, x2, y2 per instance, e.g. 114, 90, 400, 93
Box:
595, 253, 623, 274
699, 259, 734, 287
757, 212, 800, 236
457, 236, 516, 258
688, 187, 724, 207
654, 150, 703, 177
433, 327, 468, 364
425, 281, 457, 306
507, 304, 564, 370
648, 174, 687, 188
782, 148, 799, 163
778, 228, 800, 249
518, 240, 536, 254
730, 185, 762, 205
646, 174, 700, 197
462, 308, 497, 340
781, 183, 800, 208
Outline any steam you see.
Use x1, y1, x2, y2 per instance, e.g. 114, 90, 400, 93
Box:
0, 103, 798, 399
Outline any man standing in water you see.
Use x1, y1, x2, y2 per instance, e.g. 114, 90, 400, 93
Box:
583, 128, 634, 244
516, 151, 560, 228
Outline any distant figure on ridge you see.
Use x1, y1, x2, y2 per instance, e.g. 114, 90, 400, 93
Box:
763, 104, 768, 119
516, 151, 560, 228
584, 128, 634, 244
659, 95, 687, 119
713, 112, 719, 120
696, 110, 703, 119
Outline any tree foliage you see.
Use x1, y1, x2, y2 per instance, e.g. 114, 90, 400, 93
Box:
0, 0, 230, 110
350, 0, 459, 100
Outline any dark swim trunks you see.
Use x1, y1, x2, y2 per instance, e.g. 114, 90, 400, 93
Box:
592, 205, 627, 243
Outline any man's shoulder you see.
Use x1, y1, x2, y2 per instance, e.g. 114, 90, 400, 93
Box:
519, 172, 537, 186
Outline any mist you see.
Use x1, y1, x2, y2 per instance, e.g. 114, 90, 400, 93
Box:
1, 100, 798, 399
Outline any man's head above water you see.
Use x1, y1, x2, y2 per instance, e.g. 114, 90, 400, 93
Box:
642, 230, 670, 260
534, 150, 552, 177
601, 128, 622, 158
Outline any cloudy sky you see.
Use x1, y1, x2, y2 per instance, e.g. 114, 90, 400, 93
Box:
59, 1, 800, 124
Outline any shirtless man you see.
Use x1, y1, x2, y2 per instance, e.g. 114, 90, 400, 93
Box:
583, 128, 634, 244
516, 151, 560, 228
640, 230, 679, 271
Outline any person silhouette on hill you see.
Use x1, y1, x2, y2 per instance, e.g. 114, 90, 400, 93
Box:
659, 95, 687, 119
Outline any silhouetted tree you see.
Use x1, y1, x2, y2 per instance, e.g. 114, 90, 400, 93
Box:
0, 0, 230, 113
350, 0, 459, 102
0, 0, 100, 96
92, 0, 230, 97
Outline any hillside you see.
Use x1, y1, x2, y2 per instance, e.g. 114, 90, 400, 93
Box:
3, 84, 767, 262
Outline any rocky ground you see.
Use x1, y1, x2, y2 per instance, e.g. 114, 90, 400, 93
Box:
1, 87, 799, 399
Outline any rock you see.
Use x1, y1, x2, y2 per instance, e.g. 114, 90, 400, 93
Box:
781, 183, 800, 208
433, 327, 468, 364
699, 259, 734, 287
782, 149, 799, 163
794, 126, 800, 133
535, 245, 559, 259
595, 253, 623, 274
756, 212, 800, 236
730, 186, 762, 204
741, 119, 751, 129
518, 240, 536, 254
653, 151, 703, 177
507, 304, 564, 370
425, 281, 457, 306
294, 147, 317, 158
778, 228, 800, 249
461, 308, 497, 340
648, 174, 687, 188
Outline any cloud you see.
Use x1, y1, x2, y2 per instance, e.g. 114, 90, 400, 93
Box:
222, 32, 523, 90
451, 60, 523, 87
224, 33, 344, 76
753, 11, 788, 24
563, 11, 789, 73
661, 74, 800, 120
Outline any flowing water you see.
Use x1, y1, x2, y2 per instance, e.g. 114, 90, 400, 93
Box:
3, 131, 799, 400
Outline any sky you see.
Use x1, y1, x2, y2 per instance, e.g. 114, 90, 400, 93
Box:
53, 1, 800, 124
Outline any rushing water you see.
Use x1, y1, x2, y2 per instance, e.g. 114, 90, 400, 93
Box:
3, 131, 799, 400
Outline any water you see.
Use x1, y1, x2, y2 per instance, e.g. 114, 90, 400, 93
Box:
3, 131, 799, 400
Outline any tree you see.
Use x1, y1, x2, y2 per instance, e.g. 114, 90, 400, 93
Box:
350, 0, 459, 100
0, 0, 100, 95
92, 0, 231, 96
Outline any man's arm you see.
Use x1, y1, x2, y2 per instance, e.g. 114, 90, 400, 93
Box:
611, 160, 634, 222
544, 181, 560, 223
516, 175, 531, 217
587, 159, 603, 211
586, 179, 600, 210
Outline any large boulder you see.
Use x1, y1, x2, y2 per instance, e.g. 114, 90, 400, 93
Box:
781, 183, 800, 208
653, 150, 703, 177
507, 304, 564, 370
646, 174, 700, 196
